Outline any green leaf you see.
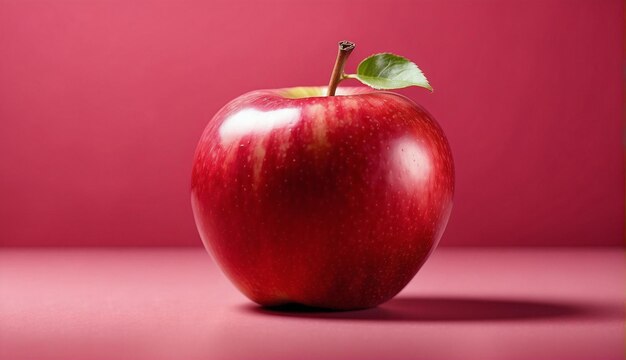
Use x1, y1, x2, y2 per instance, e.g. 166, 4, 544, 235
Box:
350, 53, 432, 91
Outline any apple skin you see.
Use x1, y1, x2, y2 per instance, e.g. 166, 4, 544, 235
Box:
191, 87, 454, 310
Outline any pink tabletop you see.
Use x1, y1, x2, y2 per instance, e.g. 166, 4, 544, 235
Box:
0, 247, 623, 360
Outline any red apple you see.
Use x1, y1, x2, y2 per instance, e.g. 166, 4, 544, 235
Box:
191, 85, 454, 310
192, 42, 453, 310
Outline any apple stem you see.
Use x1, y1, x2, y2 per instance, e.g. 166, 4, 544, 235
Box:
326, 41, 355, 96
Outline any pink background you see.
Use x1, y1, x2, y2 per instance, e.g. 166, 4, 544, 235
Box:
0, 0, 622, 247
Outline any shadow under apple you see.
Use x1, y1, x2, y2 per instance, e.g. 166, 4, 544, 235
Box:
243, 295, 598, 322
